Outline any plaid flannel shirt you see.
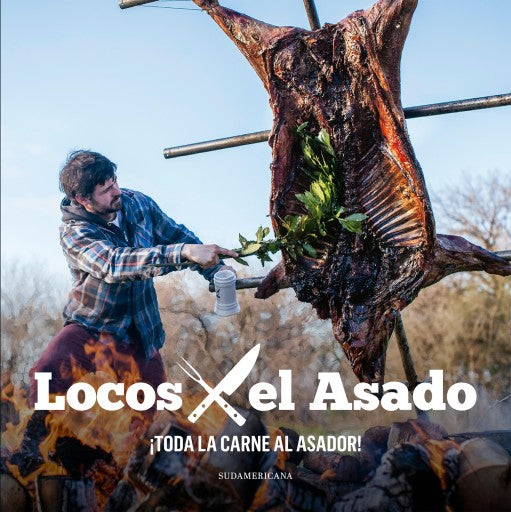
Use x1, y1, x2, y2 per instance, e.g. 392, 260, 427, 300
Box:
60, 189, 222, 359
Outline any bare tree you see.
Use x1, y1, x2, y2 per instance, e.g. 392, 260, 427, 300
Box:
405, 171, 511, 399
433, 171, 511, 252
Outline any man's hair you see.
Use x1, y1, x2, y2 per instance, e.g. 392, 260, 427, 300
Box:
59, 150, 117, 200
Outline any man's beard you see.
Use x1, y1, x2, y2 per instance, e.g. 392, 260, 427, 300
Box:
91, 197, 122, 215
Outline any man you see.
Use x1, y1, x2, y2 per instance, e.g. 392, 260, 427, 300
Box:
28, 150, 238, 405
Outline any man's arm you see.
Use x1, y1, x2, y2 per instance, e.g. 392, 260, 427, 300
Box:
146, 194, 238, 280
60, 223, 182, 283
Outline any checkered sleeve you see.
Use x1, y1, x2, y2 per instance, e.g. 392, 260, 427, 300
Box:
60, 224, 182, 283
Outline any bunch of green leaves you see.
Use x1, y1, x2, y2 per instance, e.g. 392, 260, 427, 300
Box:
290, 122, 366, 237
230, 226, 282, 266
232, 123, 366, 265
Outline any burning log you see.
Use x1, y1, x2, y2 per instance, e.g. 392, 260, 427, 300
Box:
387, 419, 448, 450
292, 465, 362, 506
35, 475, 97, 512
104, 479, 138, 512
448, 430, 511, 456
359, 426, 390, 474
303, 451, 345, 476
453, 438, 511, 511
322, 456, 362, 483
53, 436, 116, 477
197, 409, 267, 509
252, 467, 328, 512
303, 452, 363, 483
126, 409, 268, 510
331, 444, 448, 512
126, 417, 191, 493
0, 473, 31, 512
8, 409, 49, 478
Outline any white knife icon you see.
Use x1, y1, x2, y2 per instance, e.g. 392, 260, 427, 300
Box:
180, 344, 260, 426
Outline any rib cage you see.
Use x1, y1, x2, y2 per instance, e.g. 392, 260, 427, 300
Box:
357, 145, 425, 248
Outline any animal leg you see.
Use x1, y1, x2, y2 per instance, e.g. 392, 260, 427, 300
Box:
422, 234, 511, 287
255, 260, 289, 299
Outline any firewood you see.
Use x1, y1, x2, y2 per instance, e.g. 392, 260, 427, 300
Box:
0, 473, 31, 512
127, 417, 190, 492
128, 485, 197, 512
279, 427, 305, 465
321, 455, 362, 483
387, 419, 448, 449
8, 410, 48, 477
104, 479, 138, 512
36, 475, 97, 512
360, 426, 390, 474
127, 409, 263, 510
332, 444, 445, 512
453, 438, 511, 511
302, 451, 362, 482
0, 400, 18, 432
292, 465, 362, 505
199, 410, 266, 509
448, 430, 511, 457
184, 465, 244, 512
252, 471, 328, 512
54, 435, 114, 477
303, 451, 344, 475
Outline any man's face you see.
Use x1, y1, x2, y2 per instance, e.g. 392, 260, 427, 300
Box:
78, 177, 122, 217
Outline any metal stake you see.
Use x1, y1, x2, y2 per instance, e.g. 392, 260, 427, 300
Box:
394, 313, 418, 390
119, 0, 157, 8
163, 93, 511, 158
302, 0, 321, 30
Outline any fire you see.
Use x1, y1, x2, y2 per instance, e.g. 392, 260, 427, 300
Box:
422, 438, 459, 489
1, 335, 240, 509
40, 336, 151, 468
409, 420, 460, 491
1, 335, 155, 507
1, 376, 32, 454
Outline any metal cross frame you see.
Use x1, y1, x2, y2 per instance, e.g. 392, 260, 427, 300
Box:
120, 0, 511, 394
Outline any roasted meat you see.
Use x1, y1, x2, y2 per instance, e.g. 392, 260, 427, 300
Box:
192, 0, 511, 383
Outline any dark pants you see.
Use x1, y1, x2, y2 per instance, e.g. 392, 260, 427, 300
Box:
29, 323, 166, 406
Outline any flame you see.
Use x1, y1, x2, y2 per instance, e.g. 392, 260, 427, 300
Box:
2, 336, 240, 509
39, 336, 150, 469
421, 438, 458, 490
409, 420, 460, 492
1, 377, 32, 454
1, 335, 154, 508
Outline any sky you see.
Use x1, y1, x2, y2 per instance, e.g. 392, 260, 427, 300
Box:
2, 0, 510, 278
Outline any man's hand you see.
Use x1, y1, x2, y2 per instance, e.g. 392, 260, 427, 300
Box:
181, 244, 238, 269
